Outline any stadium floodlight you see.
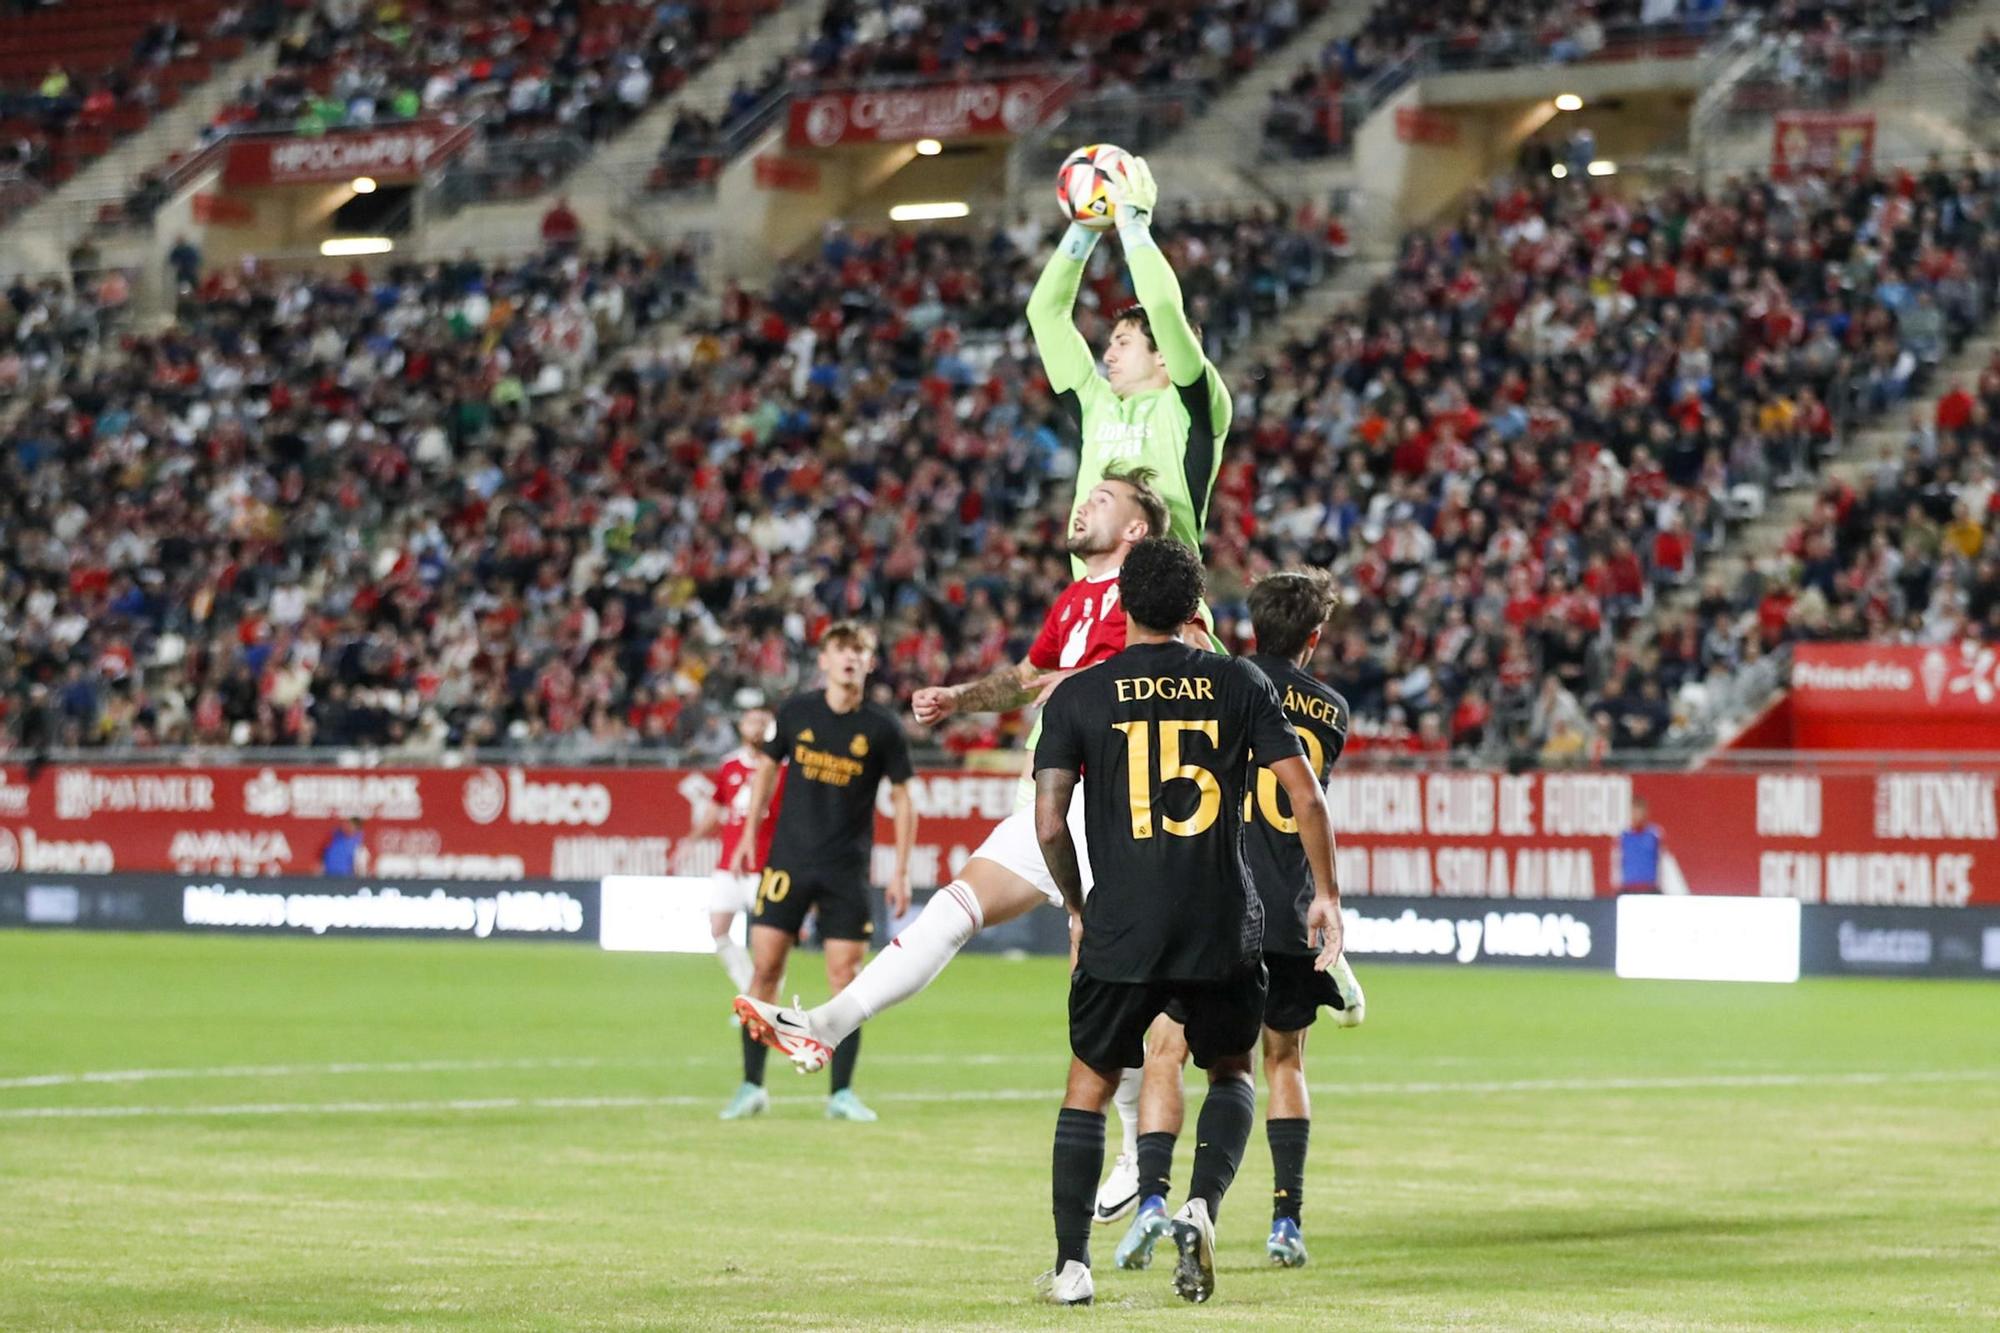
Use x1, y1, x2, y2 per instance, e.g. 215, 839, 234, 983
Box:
914, 138, 942, 156
1554, 93, 1584, 112
320, 236, 395, 256
1587, 159, 1618, 176
1551, 164, 1568, 179
350, 176, 378, 193
889, 201, 970, 221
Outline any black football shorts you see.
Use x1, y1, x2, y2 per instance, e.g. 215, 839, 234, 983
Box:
1068, 964, 1267, 1072
1261, 952, 1345, 1032
748, 861, 875, 942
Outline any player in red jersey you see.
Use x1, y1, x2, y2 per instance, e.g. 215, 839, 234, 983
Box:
695, 706, 780, 991
737, 463, 1183, 1066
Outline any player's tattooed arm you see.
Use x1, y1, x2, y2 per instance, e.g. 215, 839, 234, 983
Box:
1035, 767, 1086, 916
914, 660, 1038, 724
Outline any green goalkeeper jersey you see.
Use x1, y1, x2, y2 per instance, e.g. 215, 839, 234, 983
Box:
1026, 231, 1232, 573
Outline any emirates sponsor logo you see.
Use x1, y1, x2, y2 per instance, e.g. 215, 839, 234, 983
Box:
55, 769, 216, 820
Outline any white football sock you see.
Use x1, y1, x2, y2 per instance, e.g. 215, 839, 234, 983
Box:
713, 935, 752, 993
810, 881, 984, 1046
1113, 1065, 1142, 1159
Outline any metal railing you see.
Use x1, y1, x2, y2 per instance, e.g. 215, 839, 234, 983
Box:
648, 85, 791, 196
429, 131, 594, 216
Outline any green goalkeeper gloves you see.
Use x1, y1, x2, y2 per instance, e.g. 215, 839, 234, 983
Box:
1108, 154, 1158, 234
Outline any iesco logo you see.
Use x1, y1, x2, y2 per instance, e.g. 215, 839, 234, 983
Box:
465, 768, 614, 827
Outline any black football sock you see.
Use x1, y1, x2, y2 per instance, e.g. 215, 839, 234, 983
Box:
1187, 1076, 1257, 1222
1053, 1108, 1105, 1269
1137, 1130, 1177, 1204
741, 1028, 768, 1087
829, 1029, 861, 1095
1267, 1117, 1309, 1224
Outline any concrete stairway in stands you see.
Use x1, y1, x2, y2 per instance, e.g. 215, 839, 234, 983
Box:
0, 38, 278, 277
1148, 0, 1372, 208
1698, 2, 2000, 180
414, 0, 822, 258
1684, 328, 2000, 604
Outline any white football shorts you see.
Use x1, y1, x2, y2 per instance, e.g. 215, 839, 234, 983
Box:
706, 868, 759, 916
966, 789, 1094, 908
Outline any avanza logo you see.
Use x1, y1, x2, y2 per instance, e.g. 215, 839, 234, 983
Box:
169, 830, 293, 875
462, 767, 612, 827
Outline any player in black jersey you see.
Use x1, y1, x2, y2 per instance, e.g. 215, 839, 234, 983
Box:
722, 622, 917, 1123
1110, 568, 1364, 1274
1242, 569, 1361, 1266
1030, 538, 1342, 1307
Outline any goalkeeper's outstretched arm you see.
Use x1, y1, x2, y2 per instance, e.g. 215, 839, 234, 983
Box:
1026, 224, 1102, 394
1110, 157, 1205, 388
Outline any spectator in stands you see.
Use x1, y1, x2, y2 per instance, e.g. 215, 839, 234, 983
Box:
168, 236, 202, 291
540, 196, 582, 254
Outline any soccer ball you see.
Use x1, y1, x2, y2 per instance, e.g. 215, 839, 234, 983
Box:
1055, 143, 1133, 231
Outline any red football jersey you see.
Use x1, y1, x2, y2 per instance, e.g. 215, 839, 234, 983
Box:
714, 748, 783, 869
1029, 571, 1128, 672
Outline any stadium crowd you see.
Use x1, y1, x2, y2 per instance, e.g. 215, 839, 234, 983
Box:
8, 155, 1999, 766
185, 0, 775, 185
1211, 159, 2000, 758
1260, 0, 1962, 160
655, 0, 1329, 190
0, 207, 1332, 761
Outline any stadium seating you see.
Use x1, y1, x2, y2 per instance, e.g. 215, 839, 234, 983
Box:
1212, 162, 1998, 757
1257, 0, 1962, 160
0, 0, 267, 213
9, 163, 1996, 766
652, 0, 1330, 190
160, 0, 780, 208
0, 208, 1334, 760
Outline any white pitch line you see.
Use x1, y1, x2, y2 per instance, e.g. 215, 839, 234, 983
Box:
0, 1052, 1072, 1092
0, 1056, 617, 1090
2, 1069, 1994, 1121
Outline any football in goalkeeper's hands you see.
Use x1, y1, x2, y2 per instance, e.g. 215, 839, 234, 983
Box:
1056, 143, 1134, 231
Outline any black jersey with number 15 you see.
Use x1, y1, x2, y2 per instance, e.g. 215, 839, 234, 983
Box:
1034, 640, 1305, 984
1244, 654, 1349, 957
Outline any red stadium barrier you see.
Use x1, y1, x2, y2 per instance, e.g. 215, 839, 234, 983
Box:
1, 762, 1996, 907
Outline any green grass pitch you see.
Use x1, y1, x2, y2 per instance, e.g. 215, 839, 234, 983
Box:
3, 931, 1997, 1330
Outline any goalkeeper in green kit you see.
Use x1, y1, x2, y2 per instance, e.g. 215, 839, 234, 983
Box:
1028, 154, 1231, 568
